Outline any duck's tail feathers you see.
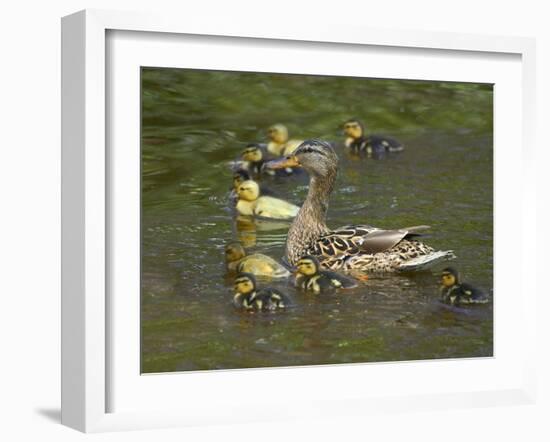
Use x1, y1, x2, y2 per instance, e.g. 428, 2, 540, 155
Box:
398, 250, 456, 272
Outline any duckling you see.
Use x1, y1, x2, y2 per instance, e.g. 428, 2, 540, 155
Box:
241, 143, 268, 176
230, 169, 274, 203
295, 255, 359, 294
343, 119, 404, 155
440, 267, 489, 306
230, 169, 249, 203
233, 169, 251, 190
233, 273, 290, 311
240, 144, 293, 177
225, 242, 291, 278
236, 179, 300, 220
267, 124, 304, 157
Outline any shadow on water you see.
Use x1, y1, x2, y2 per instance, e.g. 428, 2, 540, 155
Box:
140, 68, 493, 373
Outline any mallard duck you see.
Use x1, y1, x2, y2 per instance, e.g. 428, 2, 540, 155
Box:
440, 267, 489, 305
343, 119, 404, 155
267, 124, 304, 157
236, 179, 300, 220
225, 242, 291, 278
265, 139, 454, 272
233, 273, 290, 311
295, 255, 358, 294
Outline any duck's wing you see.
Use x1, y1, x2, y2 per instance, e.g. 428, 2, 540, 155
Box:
323, 225, 431, 255
354, 225, 431, 254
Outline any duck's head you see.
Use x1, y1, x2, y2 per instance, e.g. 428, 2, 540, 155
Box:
267, 124, 289, 144
343, 119, 364, 140
296, 255, 321, 276
237, 179, 260, 202
234, 273, 257, 295
225, 242, 246, 264
241, 144, 263, 163
265, 139, 338, 178
233, 170, 251, 190
441, 267, 460, 287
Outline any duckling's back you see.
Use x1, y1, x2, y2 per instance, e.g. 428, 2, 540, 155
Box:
237, 254, 291, 278
253, 196, 300, 219
255, 288, 291, 310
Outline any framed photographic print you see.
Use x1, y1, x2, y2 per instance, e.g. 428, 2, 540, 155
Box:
62, 9, 537, 433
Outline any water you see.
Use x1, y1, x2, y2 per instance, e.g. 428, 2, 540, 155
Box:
141, 68, 493, 373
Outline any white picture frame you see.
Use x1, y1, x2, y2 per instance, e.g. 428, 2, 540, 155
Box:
61, 9, 537, 433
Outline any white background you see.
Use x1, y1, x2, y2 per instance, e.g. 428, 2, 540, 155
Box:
109, 30, 524, 415
0, 1, 548, 441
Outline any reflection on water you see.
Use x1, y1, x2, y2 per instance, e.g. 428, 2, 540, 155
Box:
141, 68, 493, 373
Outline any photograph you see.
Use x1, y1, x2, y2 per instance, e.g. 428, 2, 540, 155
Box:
140, 67, 493, 374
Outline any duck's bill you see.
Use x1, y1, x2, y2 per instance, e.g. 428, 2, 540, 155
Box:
265, 155, 300, 169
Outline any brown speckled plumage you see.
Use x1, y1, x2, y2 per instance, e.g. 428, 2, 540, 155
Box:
268, 140, 454, 273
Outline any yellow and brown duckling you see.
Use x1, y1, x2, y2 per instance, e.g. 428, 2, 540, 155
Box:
440, 267, 489, 306
267, 124, 304, 157
343, 119, 404, 155
295, 255, 359, 294
241, 143, 268, 176
233, 273, 290, 311
225, 242, 291, 278
232, 169, 251, 191
236, 179, 300, 220
230, 169, 274, 203
241, 143, 294, 177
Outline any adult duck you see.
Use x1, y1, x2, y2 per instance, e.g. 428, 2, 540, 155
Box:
265, 139, 454, 272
